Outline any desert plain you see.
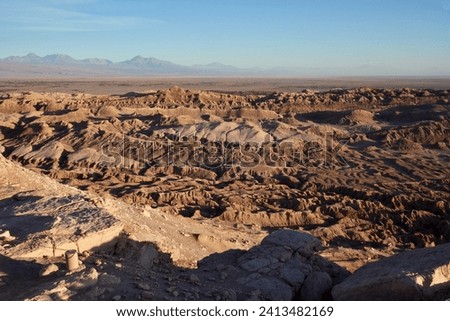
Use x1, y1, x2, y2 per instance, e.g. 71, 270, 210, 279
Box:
0, 78, 449, 301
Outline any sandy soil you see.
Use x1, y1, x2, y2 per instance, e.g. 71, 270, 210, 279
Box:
0, 81, 448, 300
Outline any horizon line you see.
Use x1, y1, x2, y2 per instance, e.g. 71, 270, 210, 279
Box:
1, 52, 450, 78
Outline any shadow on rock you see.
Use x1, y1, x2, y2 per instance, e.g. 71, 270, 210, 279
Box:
0, 254, 45, 300
1, 229, 350, 301
332, 242, 450, 300
197, 229, 350, 300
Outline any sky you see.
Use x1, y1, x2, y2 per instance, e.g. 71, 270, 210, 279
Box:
0, 0, 449, 76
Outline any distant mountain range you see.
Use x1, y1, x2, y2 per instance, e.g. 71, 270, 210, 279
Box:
1, 53, 445, 78
0, 53, 256, 78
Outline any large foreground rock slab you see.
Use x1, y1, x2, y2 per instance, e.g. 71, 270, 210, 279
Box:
332, 243, 450, 300
0, 154, 123, 259
1, 194, 123, 258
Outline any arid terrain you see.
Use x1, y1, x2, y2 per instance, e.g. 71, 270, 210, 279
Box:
0, 79, 449, 301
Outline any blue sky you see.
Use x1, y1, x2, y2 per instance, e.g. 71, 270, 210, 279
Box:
0, 0, 449, 75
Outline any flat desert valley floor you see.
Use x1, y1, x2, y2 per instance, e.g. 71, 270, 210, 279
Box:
0, 78, 449, 300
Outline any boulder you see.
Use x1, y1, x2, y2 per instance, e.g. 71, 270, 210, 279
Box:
300, 271, 332, 300
279, 265, 306, 288
69, 268, 99, 290
261, 229, 322, 257
240, 257, 272, 272
137, 244, 159, 268
197, 229, 348, 301
98, 273, 122, 287
39, 264, 59, 277
332, 243, 450, 300
247, 277, 293, 300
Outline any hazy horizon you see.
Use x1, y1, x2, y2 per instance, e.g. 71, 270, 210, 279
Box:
1, 0, 450, 76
